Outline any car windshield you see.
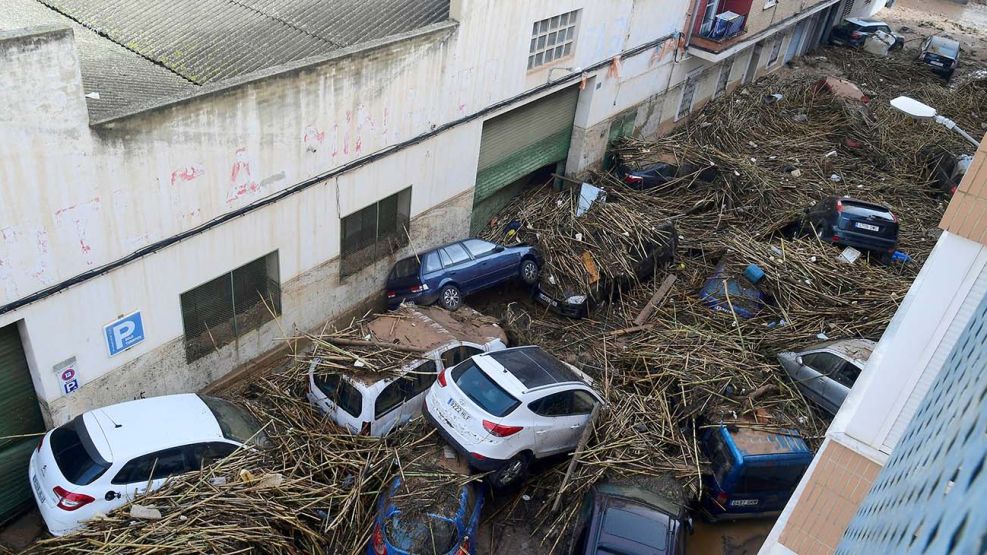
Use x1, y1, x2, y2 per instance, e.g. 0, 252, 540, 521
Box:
50, 416, 111, 486
313, 373, 364, 419
200, 396, 271, 448
602, 507, 670, 550
385, 513, 458, 553
390, 257, 421, 280
842, 201, 894, 222
452, 360, 520, 417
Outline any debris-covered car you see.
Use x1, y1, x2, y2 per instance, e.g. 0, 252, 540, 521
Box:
829, 18, 904, 50
485, 183, 677, 318
30, 394, 269, 536
919, 35, 960, 78
698, 259, 768, 319
424, 345, 603, 489
571, 482, 692, 555
922, 145, 972, 197
385, 239, 541, 311
778, 338, 875, 416
700, 425, 812, 521
369, 445, 482, 555
800, 196, 899, 261
307, 305, 507, 437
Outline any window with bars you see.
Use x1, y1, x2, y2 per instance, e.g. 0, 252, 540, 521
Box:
768, 36, 783, 65
180, 252, 281, 363
528, 10, 579, 70
340, 187, 412, 278
715, 57, 734, 97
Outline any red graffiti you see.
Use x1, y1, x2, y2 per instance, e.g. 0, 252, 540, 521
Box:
227, 148, 260, 203
170, 164, 205, 186
303, 126, 325, 151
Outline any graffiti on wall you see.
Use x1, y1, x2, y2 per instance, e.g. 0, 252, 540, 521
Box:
227, 147, 263, 204
54, 198, 101, 266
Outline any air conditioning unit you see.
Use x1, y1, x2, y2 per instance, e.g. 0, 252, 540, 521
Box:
711, 11, 745, 40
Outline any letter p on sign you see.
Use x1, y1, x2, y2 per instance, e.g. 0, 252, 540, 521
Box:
104, 312, 146, 356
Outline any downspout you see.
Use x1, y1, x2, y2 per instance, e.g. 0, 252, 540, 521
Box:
682, 0, 703, 61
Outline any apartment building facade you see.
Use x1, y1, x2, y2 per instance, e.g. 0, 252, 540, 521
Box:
761, 134, 987, 554
0, 0, 842, 520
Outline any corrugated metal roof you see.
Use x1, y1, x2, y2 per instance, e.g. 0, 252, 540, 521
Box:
36, 0, 450, 85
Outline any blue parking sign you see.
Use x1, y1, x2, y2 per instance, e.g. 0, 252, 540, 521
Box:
104, 312, 146, 356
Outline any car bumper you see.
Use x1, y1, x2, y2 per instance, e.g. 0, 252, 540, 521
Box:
423, 403, 507, 473
386, 290, 440, 309
29, 456, 81, 536
829, 230, 897, 253
532, 286, 589, 318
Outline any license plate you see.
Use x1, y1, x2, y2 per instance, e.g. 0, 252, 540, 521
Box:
537, 293, 558, 307
730, 498, 759, 507
447, 398, 471, 421
32, 475, 47, 505
930, 61, 943, 67
855, 222, 880, 232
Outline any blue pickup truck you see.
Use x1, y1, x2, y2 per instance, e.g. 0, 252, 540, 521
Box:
700, 425, 813, 521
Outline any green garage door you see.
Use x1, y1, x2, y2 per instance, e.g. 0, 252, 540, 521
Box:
471, 86, 579, 232
0, 323, 45, 524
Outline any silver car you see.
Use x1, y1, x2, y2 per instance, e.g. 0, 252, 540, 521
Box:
777, 339, 875, 415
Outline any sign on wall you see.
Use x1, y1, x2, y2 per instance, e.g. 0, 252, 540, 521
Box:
104, 311, 146, 357
53, 357, 80, 395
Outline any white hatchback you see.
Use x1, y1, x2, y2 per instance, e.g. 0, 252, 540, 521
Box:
307, 305, 507, 437
423, 345, 603, 489
28, 394, 268, 536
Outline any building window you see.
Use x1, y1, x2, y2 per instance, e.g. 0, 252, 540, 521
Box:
768, 36, 783, 65
677, 70, 703, 121
340, 187, 412, 277
528, 10, 579, 70
715, 57, 734, 97
180, 252, 281, 363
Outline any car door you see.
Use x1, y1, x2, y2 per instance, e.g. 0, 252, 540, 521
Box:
108, 445, 194, 502
373, 377, 410, 436
399, 359, 439, 423
527, 389, 597, 456
439, 243, 477, 292
798, 352, 845, 414
462, 239, 510, 287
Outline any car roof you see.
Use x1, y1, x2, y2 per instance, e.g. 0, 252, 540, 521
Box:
84, 394, 224, 461
840, 197, 893, 213
805, 338, 875, 363
483, 346, 581, 390
926, 35, 960, 56
727, 427, 811, 457
591, 494, 674, 554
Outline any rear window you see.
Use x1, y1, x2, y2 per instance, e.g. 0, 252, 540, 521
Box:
200, 396, 271, 448
841, 201, 894, 222
737, 463, 807, 494
451, 361, 520, 417
314, 373, 364, 418
386, 513, 457, 554
50, 417, 111, 486
390, 257, 421, 280
602, 507, 669, 550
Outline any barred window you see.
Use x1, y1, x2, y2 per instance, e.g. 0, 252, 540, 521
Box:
340, 187, 412, 277
180, 252, 281, 363
528, 10, 579, 70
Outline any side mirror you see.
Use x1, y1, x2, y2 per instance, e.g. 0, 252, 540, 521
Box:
796, 356, 804, 366
493, 245, 505, 253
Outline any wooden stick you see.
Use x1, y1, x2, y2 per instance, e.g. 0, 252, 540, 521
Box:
632, 274, 677, 326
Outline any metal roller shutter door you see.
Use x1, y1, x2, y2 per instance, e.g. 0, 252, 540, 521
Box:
0, 323, 45, 523
472, 87, 579, 228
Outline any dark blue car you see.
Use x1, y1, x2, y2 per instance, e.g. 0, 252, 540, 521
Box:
368, 476, 483, 555
801, 197, 899, 260
386, 239, 540, 310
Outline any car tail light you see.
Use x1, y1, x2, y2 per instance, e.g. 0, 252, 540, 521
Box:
850, 31, 862, 39
623, 174, 645, 185
950, 185, 958, 196
714, 491, 729, 508
359, 421, 372, 436
52, 486, 95, 511
470, 452, 487, 461
835, 199, 844, 213
437, 369, 448, 387
831, 235, 841, 243
386, 291, 396, 299
371, 522, 386, 554
482, 420, 523, 437
409, 284, 429, 293
890, 211, 898, 223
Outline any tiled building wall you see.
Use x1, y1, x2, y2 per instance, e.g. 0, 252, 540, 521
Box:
939, 134, 987, 243
778, 441, 881, 554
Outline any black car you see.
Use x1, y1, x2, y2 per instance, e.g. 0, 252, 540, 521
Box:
385, 239, 540, 310
829, 18, 904, 50
919, 35, 960, 78
572, 483, 691, 555
801, 197, 899, 259
922, 145, 971, 197
616, 162, 677, 190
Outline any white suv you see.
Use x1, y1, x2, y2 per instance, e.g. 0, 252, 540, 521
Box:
29, 394, 268, 535
423, 346, 603, 489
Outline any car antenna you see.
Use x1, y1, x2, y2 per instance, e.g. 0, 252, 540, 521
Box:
101, 409, 123, 428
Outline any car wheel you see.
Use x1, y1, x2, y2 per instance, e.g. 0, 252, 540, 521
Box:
438, 285, 462, 311
520, 259, 539, 285
489, 453, 530, 490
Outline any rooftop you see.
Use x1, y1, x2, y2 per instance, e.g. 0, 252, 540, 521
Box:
1, 0, 450, 121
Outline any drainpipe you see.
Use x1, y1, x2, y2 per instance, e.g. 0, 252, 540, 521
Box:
683, 0, 703, 60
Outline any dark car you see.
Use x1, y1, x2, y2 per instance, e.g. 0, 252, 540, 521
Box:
616, 162, 677, 190
386, 239, 540, 310
919, 35, 960, 78
829, 18, 904, 50
571, 483, 691, 555
368, 476, 483, 555
800, 197, 899, 260
922, 145, 971, 197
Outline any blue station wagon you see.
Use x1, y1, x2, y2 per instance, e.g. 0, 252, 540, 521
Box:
386, 239, 540, 310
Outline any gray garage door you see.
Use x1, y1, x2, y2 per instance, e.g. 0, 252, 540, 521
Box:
0, 323, 45, 524
471, 86, 579, 232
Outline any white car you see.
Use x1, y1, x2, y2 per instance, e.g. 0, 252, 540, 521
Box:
29, 394, 268, 536
423, 345, 603, 489
307, 305, 507, 436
